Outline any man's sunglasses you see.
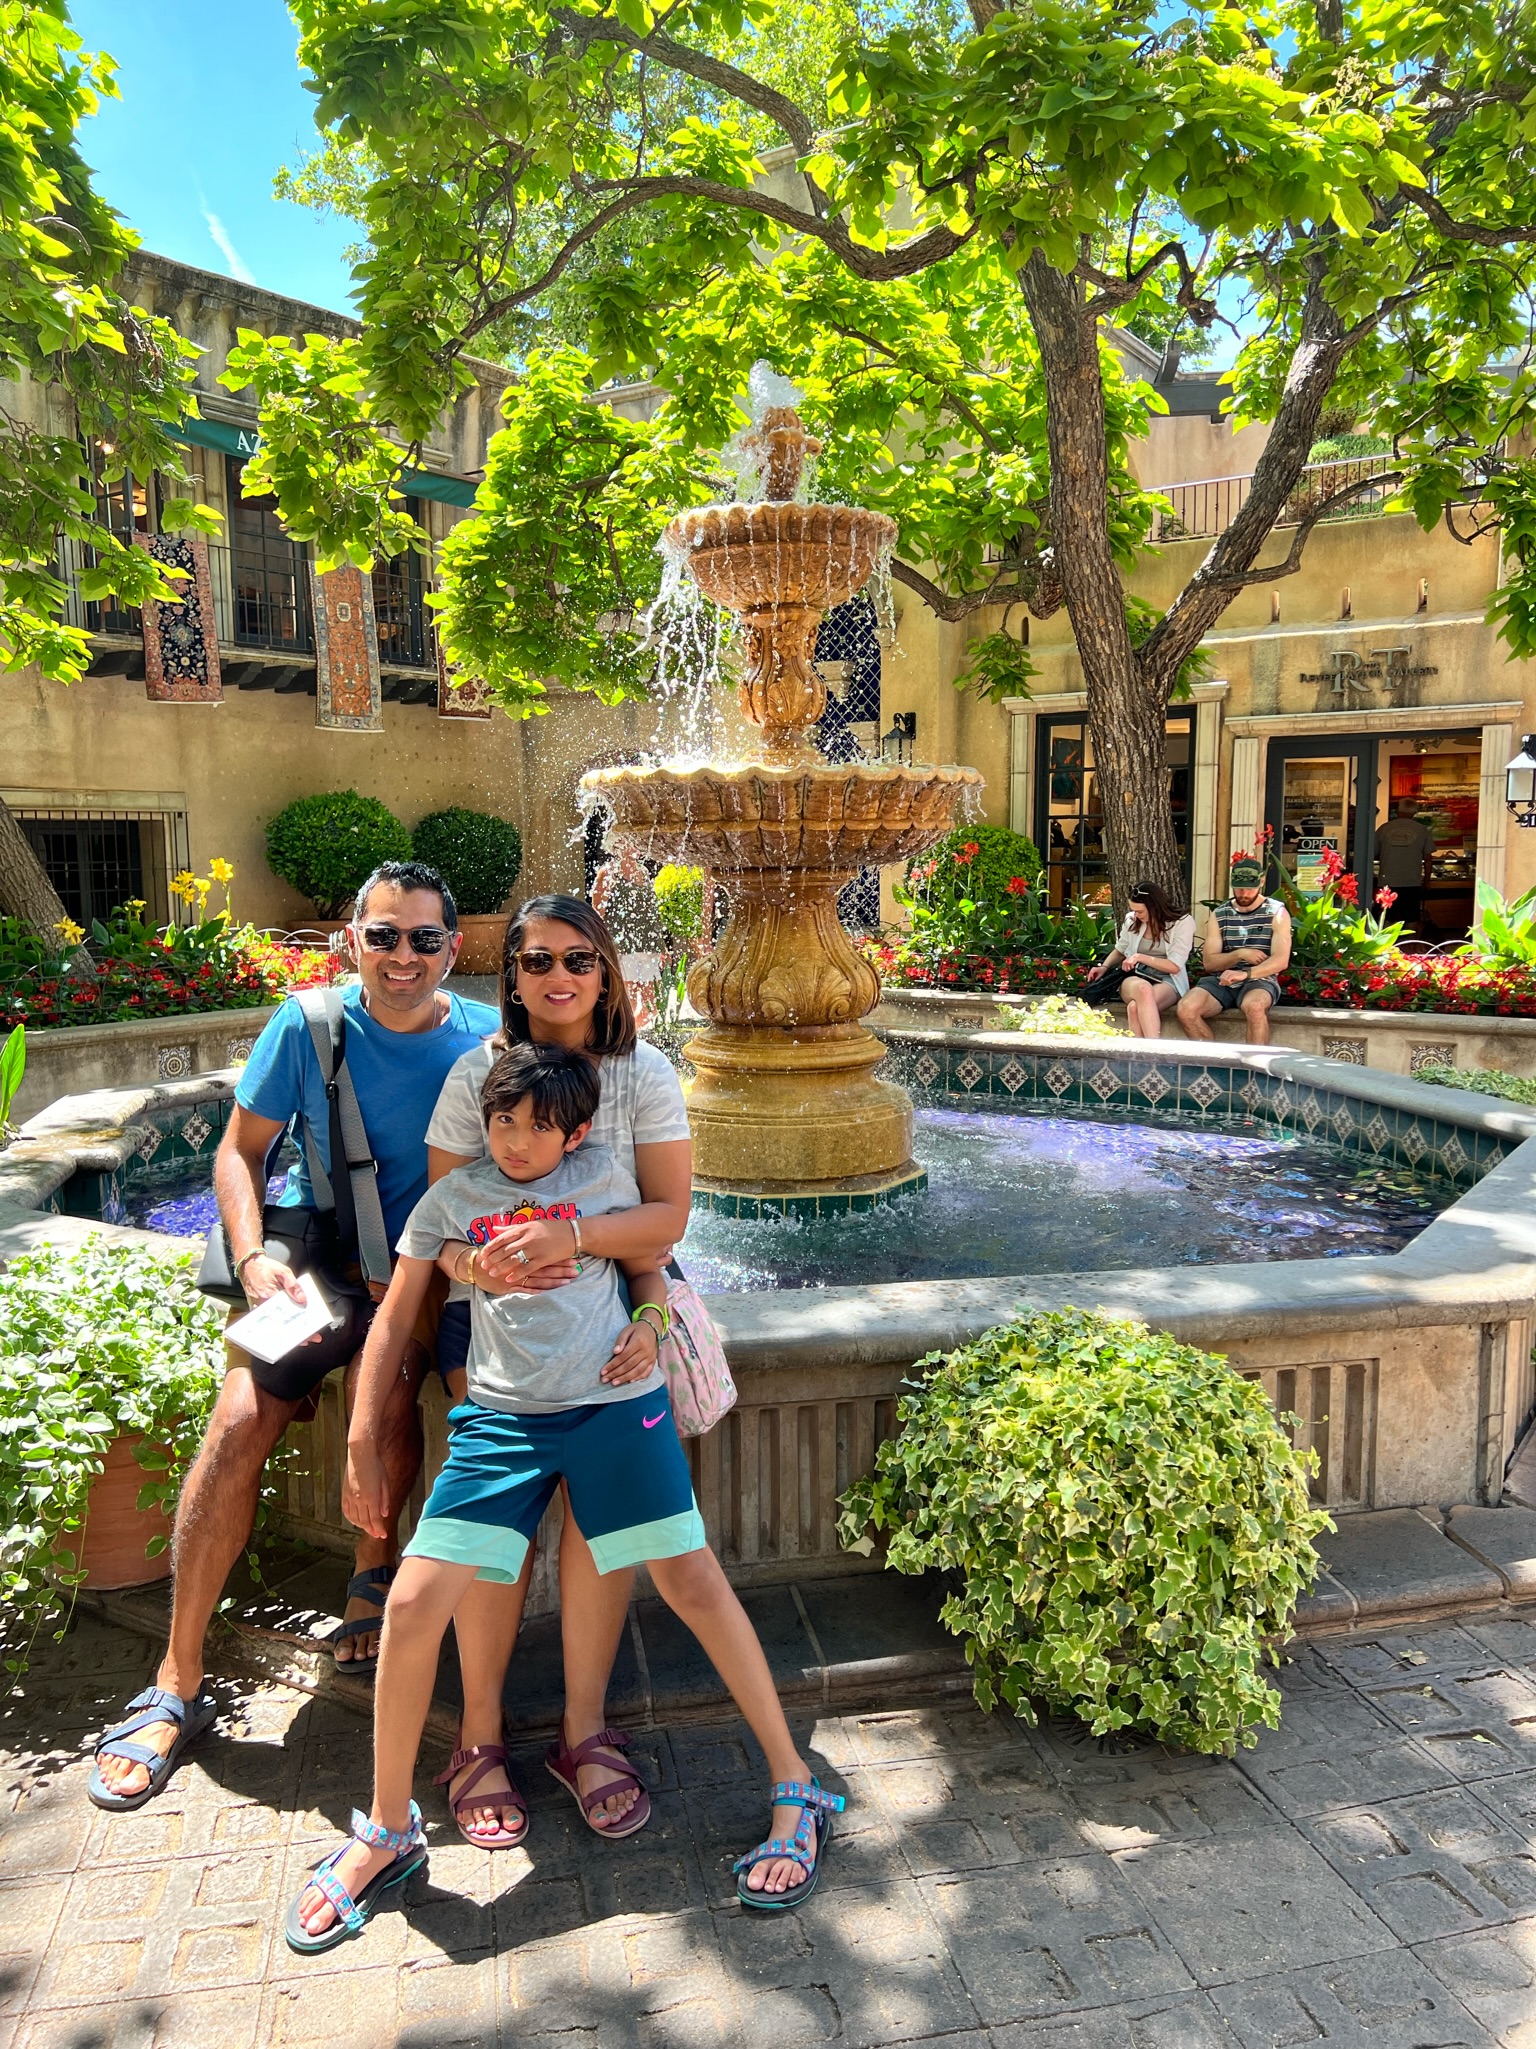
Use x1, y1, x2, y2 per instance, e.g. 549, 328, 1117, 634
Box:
357, 923, 453, 956
515, 948, 601, 977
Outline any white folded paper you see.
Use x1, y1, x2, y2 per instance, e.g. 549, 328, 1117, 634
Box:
224, 1271, 342, 1364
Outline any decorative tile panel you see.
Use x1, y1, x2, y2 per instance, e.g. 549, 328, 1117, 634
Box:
1086, 1064, 1119, 1103
1322, 1037, 1367, 1065
1185, 1071, 1222, 1112
1364, 1112, 1391, 1154
180, 1108, 213, 1152
1330, 1103, 1356, 1144
1298, 1092, 1322, 1134
914, 1054, 940, 1088
156, 1044, 194, 1082
954, 1056, 983, 1090
226, 1036, 256, 1066
1044, 1062, 1073, 1098
132, 1124, 164, 1164
1400, 1125, 1426, 1165
1138, 1067, 1170, 1108
1238, 1076, 1265, 1114
997, 1059, 1028, 1095
1270, 1086, 1292, 1123
1411, 1043, 1457, 1074
1440, 1132, 1469, 1178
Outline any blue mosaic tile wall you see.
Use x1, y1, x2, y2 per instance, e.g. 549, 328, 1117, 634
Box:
882, 1041, 1505, 1188
53, 1096, 233, 1226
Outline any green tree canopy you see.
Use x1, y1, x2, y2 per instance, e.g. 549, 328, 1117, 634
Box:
231, 0, 1536, 906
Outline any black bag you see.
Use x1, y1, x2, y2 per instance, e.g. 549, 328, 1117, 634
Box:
196, 987, 391, 1310
1079, 962, 1124, 1007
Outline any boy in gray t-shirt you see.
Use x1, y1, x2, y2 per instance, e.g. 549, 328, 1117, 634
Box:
398, 1141, 662, 1412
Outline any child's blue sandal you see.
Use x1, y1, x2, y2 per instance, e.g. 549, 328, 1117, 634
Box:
88, 1686, 217, 1811
285, 1802, 427, 1955
734, 1778, 844, 1912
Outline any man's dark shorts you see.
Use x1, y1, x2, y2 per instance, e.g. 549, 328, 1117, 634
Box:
1193, 973, 1281, 1012
226, 1263, 443, 1408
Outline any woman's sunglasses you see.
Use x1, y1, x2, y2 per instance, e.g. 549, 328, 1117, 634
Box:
515, 948, 601, 977
357, 923, 452, 956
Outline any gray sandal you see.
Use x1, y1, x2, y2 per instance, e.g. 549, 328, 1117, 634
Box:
88, 1686, 217, 1811
327, 1564, 395, 1671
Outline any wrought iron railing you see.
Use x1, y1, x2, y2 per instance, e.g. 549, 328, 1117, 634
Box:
1151, 453, 1400, 543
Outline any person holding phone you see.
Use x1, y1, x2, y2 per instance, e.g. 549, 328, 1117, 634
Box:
1083, 880, 1196, 1038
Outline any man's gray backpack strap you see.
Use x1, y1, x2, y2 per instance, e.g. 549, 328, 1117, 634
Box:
295, 988, 394, 1292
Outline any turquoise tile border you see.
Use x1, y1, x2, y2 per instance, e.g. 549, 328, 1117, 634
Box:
890, 1041, 1484, 1189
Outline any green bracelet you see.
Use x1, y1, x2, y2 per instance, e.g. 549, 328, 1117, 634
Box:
633, 1300, 671, 1339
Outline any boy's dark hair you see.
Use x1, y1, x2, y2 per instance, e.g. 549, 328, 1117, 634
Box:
354, 859, 459, 930
481, 1042, 600, 1137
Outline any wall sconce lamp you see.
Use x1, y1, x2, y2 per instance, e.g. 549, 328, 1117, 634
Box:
1506, 735, 1536, 828
881, 712, 917, 765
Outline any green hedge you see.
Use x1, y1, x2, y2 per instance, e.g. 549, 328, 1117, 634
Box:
840, 1307, 1328, 1753
412, 807, 523, 916
265, 791, 412, 918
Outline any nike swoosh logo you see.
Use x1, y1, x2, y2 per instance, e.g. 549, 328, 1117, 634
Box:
641, 1412, 665, 1429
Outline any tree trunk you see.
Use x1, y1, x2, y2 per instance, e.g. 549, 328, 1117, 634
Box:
0, 797, 69, 934
1019, 254, 1185, 911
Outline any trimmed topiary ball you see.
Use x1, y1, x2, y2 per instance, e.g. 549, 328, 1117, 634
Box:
839, 1306, 1329, 1754
265, 791, 412, 919
411, 808, 523, 917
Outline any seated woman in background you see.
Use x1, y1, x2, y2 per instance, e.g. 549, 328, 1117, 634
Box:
1084, 881, 1196, 1039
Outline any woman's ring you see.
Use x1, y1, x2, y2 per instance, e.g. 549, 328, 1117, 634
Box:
515, 1248, 530, 1266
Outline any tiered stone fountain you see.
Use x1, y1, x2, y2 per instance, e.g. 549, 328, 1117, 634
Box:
583, 391, 981, 1212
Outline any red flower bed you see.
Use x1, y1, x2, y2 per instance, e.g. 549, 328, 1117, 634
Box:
1, 938, 339, 1031
873, 942, 1536, 1018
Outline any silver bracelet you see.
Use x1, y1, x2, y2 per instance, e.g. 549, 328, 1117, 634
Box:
571, 1215, 583, 1258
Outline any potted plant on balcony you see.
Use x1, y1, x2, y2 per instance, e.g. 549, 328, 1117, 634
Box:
411, 808, 523, 973
265, 790, 413, 938
0, 1238, 227, 1670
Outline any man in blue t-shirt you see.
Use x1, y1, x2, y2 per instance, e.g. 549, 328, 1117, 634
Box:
89, 861, 499, 1811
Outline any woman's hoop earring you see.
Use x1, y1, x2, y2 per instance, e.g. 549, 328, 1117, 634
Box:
509, 987, 525, 1008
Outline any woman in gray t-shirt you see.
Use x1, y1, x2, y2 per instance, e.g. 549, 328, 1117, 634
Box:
414, 896, 690, 1846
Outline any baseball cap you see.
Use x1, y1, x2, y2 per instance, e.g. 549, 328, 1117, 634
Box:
1230, 858, 1264, 886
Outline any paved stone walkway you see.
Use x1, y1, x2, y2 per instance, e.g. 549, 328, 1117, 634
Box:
11, 1608, 1536, 2047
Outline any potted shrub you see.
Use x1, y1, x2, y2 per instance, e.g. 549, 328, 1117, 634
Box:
840, 1305, 1329, 1754
0, 1239, 228, 1668
265, 791, 413, 933
412, 807, 523, 973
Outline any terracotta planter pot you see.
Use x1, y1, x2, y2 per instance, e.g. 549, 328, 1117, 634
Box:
54, 1435, 173, 1591
455, 914, 510, 976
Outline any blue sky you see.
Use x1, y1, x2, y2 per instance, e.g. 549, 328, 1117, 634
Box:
72, 0, 358, 314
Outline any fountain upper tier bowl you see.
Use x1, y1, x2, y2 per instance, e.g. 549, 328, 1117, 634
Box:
586, 757, 982, 875
668, 501, 897, 617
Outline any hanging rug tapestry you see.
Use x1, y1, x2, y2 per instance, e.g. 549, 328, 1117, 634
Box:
436, 626, 491, 719
312, 563, 383, 731
138, 532, 222, 702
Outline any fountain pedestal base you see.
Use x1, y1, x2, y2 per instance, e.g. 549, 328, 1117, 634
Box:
682, 1023, 925, 1215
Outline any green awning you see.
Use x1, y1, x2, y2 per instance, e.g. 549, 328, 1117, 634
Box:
171, 416, 478, 507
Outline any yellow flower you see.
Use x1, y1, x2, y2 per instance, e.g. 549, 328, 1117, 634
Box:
207, 857, 234, 884
53, 916, 85, 946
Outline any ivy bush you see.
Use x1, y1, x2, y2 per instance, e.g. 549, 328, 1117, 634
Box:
0, 1240, 227, 1674
265, 790, 412, 918
412, 807, 523, 916
997, 994, 1127, 1038
1415, 1061, 1536, 1107
839, 1307, 1329, 1753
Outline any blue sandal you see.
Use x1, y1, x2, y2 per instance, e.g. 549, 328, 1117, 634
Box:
88, 1685, 218, 1811
284, 1802, 427, 1955
734, 1777, 845, 1912
327, 1564, 395, 1672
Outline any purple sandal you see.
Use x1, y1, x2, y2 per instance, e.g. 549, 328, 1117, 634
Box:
545, 1724, 651, 1838
435, 1742, 528, 1848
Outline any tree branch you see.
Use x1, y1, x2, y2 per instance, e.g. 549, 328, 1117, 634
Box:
576, 171, 976, 280
1198, 471, 1404, 590
1396, 185, 1536, 247
555, 9, 818, 155
890, 557, 1017, 621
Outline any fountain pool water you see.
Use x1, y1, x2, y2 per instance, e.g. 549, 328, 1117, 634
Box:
117, 1100, 1446, 1286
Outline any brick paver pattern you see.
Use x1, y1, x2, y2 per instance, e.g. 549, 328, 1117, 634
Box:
10, 1609, 1536, 2045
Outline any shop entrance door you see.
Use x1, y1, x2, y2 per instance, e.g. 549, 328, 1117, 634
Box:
1264, 737, 1376, 902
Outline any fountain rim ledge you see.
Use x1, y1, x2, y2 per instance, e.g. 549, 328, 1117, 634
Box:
5, 1038, 1536, 1386
582, 759, 984, 788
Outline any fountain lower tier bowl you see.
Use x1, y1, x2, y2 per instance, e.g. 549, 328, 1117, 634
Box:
583, 758, 983, 874
665, 501, 897, 615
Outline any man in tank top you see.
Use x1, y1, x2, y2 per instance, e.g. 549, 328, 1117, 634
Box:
1176, 857, 1293, 1046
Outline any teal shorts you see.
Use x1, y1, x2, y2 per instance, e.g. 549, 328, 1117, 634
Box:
404, 1391, 705, 1582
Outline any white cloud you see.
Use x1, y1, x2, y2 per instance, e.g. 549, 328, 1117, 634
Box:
202, 210, 255, 285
